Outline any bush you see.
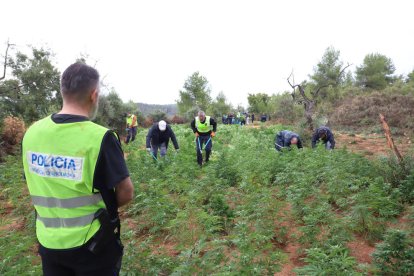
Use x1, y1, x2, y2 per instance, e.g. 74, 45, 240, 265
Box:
372, 229, 414, 275
330, 92, 414, 132
170, 115, 186, 124
295, 245, 359, 275
1, 116, 26, 159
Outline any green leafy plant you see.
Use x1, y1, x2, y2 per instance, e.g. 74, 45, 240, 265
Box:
372, 229, 414, 275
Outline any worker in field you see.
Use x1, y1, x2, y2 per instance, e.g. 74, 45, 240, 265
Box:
146, 120, 179, 158
125, 111, 138, 144
275, 130, 303, 151
240, 113, 246, 126
191, 110, 217, 166
22, 62, 134, 275
312, 126, 335, 150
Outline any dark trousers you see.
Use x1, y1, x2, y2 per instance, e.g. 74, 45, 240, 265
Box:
196, 135, 212, 165
151, 142, 167, 157
125, 127, 137, 144
39, 237, 123, 276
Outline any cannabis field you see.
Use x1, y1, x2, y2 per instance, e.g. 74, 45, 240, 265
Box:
1, 124, 414, 275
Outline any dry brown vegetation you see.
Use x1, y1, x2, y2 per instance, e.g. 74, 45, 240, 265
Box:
330, 92, 414, 133
0, 116, 26, 160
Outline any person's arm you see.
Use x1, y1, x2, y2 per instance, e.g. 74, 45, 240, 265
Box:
275, 134, 283, 151
297, 137, 303, 149
169, 127, 179, 149
115, 177, 134, 207
93, 131, 133, 217
146, 126, 154, 148
210, 117, 217, 132
311, 131, 318, 148
190, 119, 197, 133
328, 131, 335, 149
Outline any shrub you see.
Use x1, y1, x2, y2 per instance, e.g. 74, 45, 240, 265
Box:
170, 115, 186, 124
295, 245, 359, 275
372, 229, 414, 275
1, 116, 26, 158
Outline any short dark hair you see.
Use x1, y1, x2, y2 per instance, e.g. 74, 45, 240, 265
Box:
61, 62, 99, 100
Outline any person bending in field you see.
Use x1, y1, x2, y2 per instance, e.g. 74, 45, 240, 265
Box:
146, 120, 179, 158
311, 126, 335, 150
275, 130, 303, 151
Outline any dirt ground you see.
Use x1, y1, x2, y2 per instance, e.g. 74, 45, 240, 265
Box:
335, 132, 412, 158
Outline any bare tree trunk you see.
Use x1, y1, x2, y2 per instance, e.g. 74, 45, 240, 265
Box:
1, 40, 13, 81
379, 113, 403, 162
304, 101, 315, 131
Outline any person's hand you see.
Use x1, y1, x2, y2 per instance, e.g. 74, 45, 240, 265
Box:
146, 148, 151, 153
211, 131, 216, 138
195, 132, 199, 137
126, 128, 130, 132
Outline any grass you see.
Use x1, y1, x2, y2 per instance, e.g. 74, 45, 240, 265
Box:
1, 124, 414, 275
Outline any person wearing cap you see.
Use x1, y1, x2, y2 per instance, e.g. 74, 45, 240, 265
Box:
190, 111, 217, 166
125, 112, 138, 144
275, 130, 303, 151
312, 126, 335, 149
146, 120, 179, 158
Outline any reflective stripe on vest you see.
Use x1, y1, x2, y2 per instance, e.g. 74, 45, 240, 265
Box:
31, 194, 103, 208
37, 212, 95, 228
195, 116, 211, 133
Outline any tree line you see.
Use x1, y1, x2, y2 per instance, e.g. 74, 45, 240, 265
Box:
1, 43, 414, 134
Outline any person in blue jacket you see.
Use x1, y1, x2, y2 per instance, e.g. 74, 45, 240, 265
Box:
275, 130, 303, 151
311, 126, 335, 149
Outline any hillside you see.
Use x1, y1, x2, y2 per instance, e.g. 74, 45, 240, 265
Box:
137, 102, 178, 117
330, 92, 414, 134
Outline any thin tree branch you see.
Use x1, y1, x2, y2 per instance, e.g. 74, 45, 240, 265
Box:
287, 71, 310, 102
313, 63, 352, 98
1, 40, 15, 81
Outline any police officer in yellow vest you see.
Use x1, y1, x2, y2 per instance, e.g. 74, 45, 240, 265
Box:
22, 62, 134, 275
190, 110, 217, 166
125, 112, 138, 144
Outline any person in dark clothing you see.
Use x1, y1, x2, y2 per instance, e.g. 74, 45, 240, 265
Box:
251, 113, 255, 123
190, 111, 217, 166
146, 120, 179, 158
275, 130, 303, 151
240, 113, 246, 126
312, 126, 335, 149
228, 113, 234, 125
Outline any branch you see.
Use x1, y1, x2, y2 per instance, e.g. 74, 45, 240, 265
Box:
313, 63, 352, 98
287, 71, 310, 102
379, 113, 403, 163
1, 40, 15, 81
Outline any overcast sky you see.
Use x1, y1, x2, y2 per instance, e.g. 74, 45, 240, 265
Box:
2, 0, 413, 107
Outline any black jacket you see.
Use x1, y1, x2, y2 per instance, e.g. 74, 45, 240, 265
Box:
146, 123, 179, 149
275, 130, 303, 151
190, 117, 217, 136
311, 126, 335, 149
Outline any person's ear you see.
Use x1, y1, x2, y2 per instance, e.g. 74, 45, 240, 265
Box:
91, 88, 99, 103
